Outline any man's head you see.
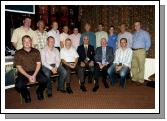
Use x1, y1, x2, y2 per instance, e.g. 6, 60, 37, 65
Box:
65, 38, 72, 49
120, 38, 128, 49
37, 20, 45, 31
23, 16, 31, 28
63, 25, 69, 33
120, 24, 126, 33
83, 35, 89, 45
101, 37, 107, 48
51, 21, 58, 30
84, 23, 91, 32
98, 23, 104, 31
134, 21, 141, 31
22, 35, 32, 49
73, 27, 79, 35
47, 36, 55, 48
109, 26, 115, 34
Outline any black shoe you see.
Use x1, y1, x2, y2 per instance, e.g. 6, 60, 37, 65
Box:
25, 97, 31, 103
80, 85, 87, 92
47, 93, 52, 97
57, 88, 66, 93
92, 85, 99, 92
66, 87, 73, 94
36, 90, 44, 100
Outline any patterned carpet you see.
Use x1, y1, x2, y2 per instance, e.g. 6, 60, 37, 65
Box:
5, 75, 155, 109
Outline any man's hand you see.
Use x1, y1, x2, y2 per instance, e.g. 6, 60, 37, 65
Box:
69, 63, 76, 69
80, 62, 86, 67
27, 75, 36, 83
99, 64, 104, 69
51, 67, 57, 74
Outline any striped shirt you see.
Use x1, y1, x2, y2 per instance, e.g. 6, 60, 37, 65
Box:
113, 47, 132, 68
35, 30, 48, 50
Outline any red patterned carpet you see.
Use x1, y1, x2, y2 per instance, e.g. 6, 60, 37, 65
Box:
5, 75, 155, 109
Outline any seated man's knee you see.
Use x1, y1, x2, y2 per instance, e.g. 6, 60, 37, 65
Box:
120, 71, 126, 78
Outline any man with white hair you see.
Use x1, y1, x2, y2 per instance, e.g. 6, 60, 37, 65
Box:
93, 38, 114, 92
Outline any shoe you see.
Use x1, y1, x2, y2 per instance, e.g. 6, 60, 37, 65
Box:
66, 87, 73, 94
47, 90, 52, 97
92, 85, 99, 92
36, 90, 44, 100
80, 85, 87, 92
136, 82, 145, 86
57, 88, 66, 93
25, 97, 31, 103
47, 93, 52, 97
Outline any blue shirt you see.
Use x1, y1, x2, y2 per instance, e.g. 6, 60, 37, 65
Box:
80, 32, 96, 49
132, 29, 151, 51
108, 34, 117, 51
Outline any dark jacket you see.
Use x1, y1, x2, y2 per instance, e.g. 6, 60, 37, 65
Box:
94, 46, 114, 65
77, 44, 95, 64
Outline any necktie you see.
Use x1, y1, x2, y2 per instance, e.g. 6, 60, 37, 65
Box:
102, 48, 106, 64
85, 46, 88, 57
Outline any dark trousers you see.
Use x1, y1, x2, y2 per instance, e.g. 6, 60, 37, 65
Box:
42, 65, 67, 94
78, 63, 94, 84
15, 71, 47, 99
94, 63, 110, 85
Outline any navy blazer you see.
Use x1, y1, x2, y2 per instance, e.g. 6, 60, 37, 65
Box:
77, 44, 95, 64
94, 46, 114, 64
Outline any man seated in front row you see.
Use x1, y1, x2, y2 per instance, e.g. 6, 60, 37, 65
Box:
77, 35, 95, 91
93, 38, 114, 92
41, 36, 67, 97
107, 38, 132, 88
60, 38, 79, 94
14, 35, 47, 103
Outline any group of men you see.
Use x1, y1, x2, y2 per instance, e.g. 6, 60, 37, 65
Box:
11, 16, 151, 103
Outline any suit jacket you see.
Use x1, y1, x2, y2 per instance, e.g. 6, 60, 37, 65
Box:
77, 44, 95, 64
95, 46, 114, 64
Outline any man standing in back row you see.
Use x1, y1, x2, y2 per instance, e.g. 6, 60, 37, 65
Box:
131, 21, 151, 85
11, 16, 37, 50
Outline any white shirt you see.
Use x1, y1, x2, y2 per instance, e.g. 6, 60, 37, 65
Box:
41, 46, 60, 70
60, 47, 79, 62
95, 31, 108, 47
48, 29, 60, 47
113, 47, 132, 68
117, 31, 133, 48
60, 32, 69, 47
69, 33, 81, 50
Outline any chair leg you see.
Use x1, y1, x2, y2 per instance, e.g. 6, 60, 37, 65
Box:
20, 93, 23, 104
